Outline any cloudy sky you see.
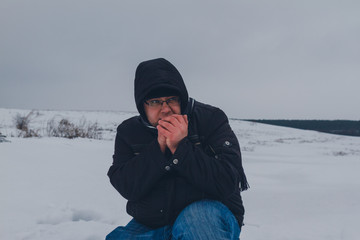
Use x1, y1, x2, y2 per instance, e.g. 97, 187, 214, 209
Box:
1, 0, 359, 119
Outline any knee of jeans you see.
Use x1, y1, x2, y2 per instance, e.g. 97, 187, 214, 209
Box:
175, 200, 230, 226
172, 200, 241, 239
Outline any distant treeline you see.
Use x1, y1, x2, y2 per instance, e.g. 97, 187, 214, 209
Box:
243, 120, 360, 137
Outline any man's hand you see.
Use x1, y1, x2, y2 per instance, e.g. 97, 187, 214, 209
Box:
157, 114, 188, 154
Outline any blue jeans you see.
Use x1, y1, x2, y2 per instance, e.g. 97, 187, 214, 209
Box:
106, 200, 241, 240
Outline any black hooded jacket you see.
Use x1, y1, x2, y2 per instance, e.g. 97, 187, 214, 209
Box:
108, 58, 248, 228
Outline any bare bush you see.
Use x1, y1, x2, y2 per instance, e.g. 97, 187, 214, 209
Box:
0, 132, 11, 143
333, 151, 347, 156
13, 111, 40, 138
19, 129, 40, 138
46, 117, 101, 139
14, 113, 31, 132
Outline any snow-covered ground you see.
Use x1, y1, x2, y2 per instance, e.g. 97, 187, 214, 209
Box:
1, 108, 360, 240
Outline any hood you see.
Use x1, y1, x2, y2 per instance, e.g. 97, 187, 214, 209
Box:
134, 58, 189, 120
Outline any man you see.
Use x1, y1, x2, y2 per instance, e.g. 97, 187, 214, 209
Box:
107, 58, 249, 239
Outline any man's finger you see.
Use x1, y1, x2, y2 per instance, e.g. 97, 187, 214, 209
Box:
173, 114, 186, 125
162, 115, 181, 124
161, 115, 182, 127
184, 115, 188, 125
157, 124, 171, 135
158, 120, 177, 132
168, 114, 186, 126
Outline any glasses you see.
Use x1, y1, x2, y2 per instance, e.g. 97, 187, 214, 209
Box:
144, 96, 180, 108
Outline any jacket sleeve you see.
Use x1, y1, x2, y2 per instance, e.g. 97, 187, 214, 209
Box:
107, 131, 170, 201
170, 108, 243, 199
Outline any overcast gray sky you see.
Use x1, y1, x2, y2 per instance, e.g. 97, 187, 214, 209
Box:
1, 0, 359, 119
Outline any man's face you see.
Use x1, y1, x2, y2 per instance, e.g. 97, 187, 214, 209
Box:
143, 96, 181, 126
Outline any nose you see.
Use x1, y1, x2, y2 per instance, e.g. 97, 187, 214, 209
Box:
160, 101, 172, 113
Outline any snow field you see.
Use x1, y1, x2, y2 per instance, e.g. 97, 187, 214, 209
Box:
1, 108, 360, 240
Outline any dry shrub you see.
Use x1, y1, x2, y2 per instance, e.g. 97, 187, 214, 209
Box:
47, 117, 101, 139
0, 132, 10, 142
13, 111, 40, 138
